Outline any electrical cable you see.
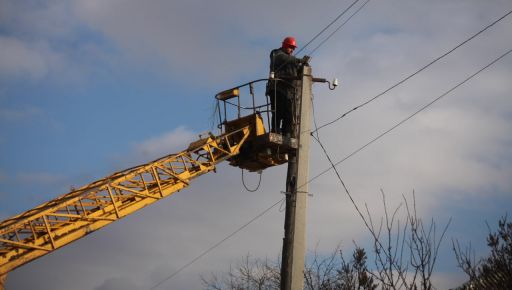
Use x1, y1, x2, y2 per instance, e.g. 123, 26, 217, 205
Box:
241, 169, 263, 192
149, 9, 511, 290
148, 197, 285, 290
271, 0, 364, 77
304, 47, 512, 190
311, 9, 512, 134
310, 94, 361, 251
311, 121, 412, 285
148, 45, 511, 290
313, 88, 411, 284
295, 0, 362, 56
269, 0, 368, 133
169, 6, 368, 283
308, 0, 372, 56
308, 48, 507, 281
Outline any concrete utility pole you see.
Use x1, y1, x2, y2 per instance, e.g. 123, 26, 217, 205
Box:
281, 65, 313, 290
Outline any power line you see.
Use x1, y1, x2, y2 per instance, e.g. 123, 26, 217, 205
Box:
151, 3, 372, 287
304, 47, 512, 189
154, 41, 512, 290
295, 0, 362, 56
312, 93, 413, 285
310, 105, 352, 219
308, 47, 511, 284
311, 132, 413, 285
148, 198, 284, 290
311, 9, 512, 134
308, 0, 372, 56
148, 45, 511, 290
149, 7, 512, 290
272, 0, 364, 75
311, 94, 376, 266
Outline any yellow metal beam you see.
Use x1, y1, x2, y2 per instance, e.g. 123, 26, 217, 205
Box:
0, 125, 252, 276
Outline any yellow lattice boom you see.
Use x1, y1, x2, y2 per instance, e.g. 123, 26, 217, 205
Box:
0, 79, 298, 290
0, 123, 253, 277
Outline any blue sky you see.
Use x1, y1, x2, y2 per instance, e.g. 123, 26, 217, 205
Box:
1, 1, 512, 289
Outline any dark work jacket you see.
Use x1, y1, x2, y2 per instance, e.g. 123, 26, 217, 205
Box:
266, 48, 302, 100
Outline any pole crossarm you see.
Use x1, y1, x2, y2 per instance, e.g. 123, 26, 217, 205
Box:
0, 126, 251, 276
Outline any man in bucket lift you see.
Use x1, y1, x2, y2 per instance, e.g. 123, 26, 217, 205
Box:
266, 36, 310, 136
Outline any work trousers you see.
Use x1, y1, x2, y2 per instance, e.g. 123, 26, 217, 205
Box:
270, 92, 293, 135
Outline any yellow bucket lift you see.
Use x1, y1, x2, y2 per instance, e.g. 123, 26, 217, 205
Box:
215, 80, 297, 172
0, 79, 295, 287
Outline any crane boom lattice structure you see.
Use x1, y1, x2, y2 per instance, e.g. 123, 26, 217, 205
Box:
0, 125, 252, 277
0, 78, 302, 289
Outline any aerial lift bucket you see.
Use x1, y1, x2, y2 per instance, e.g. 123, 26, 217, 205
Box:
215, 82, 297, 172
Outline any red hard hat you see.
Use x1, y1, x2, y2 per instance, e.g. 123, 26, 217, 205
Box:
282, 36, 297, 49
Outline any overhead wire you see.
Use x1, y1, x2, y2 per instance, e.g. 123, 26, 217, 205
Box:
314, 86, 410, 284
146, 0, 369, 290
148, 2, 371, 287
270, 0, 370, 136
308, 46, 512, 285
271, 0, 365, 77
145, 5, 512, 289
148, 197, 285, 290
308, 0, 372, 56
312, 82, 410, 282
304, 47, 512, 191
310, 113, 411, 285
294, 0, 362, 56
220, 0, 365, 193
311, 8, 512, 134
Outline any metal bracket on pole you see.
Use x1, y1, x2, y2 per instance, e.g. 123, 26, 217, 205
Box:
281, 191, 313, 197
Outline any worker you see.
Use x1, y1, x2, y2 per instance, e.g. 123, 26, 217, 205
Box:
266, 36, 310, 136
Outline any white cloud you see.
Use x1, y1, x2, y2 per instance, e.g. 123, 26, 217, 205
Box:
94, 277, 141, 290
309, 0, 512, 204
0, 1, 76, 39
0, 37, 49, 79
71, 0, 350, 86
0, 106, 43, 121
0, 2, 78, 80
431, 271, 468, 290
105, 126, 199, 173
2, 1, 512, 289
134, 126, 197, 160
0, 2, 118, 86
14, 172, 67, 185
